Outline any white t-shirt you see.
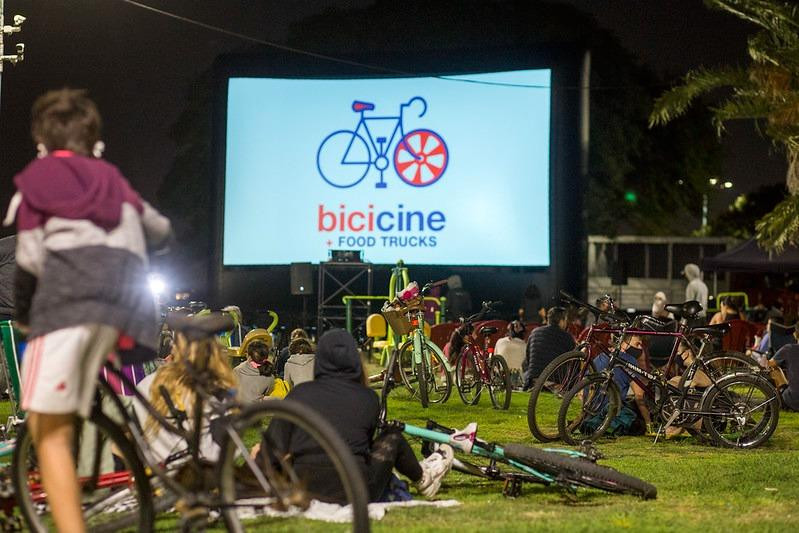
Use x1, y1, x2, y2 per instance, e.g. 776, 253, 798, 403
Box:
494, 337, 526, 371
131, 373, 220, 465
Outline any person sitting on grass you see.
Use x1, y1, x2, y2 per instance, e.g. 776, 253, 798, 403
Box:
264, 329, 454, 503
283, 337, 316, 389
233, 339, 275, 402
133, 324, 237, 464
590, 334, 651, 436
522, 307, 575, 390
276, 327, 312, 378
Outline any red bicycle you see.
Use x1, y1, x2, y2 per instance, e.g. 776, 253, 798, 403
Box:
453, 302, 512, 410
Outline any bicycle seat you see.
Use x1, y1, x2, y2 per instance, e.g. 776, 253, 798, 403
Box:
166, 312, 234, 342
665, 300, 703, 319
691, 323, 731, 338
479, 326, 498, 336
352, 101, 375, 112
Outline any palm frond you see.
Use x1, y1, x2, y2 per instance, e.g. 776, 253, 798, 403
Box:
709, 1, 799, 35
755, 193, 799, 251
649, 67, 750, 127
711, 95, 772, 133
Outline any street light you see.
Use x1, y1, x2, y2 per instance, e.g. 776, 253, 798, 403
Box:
702, 178, 734, 229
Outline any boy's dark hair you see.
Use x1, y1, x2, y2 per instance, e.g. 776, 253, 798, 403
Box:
247, 340, 271, 365
547, 306, 567, 325
31, 88, 102, 155
289, 338, 313, 355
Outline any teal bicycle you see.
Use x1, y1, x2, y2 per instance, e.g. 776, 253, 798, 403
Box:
378, 372, 656, 499
382, 280, 453, 408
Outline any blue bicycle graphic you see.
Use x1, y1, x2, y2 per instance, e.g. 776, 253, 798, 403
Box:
316, 96, 449, 188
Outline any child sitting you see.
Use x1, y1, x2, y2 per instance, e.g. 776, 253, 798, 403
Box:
284, 338, 316, 389
233, 340, 275, 402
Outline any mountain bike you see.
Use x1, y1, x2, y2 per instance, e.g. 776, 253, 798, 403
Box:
317, 97, 448, 189
557, 303, 780, 448
527, 292, 758, 442
452, 301, 512, 409
12, 313, 370, 532
381, 281, 452, 408
378, 371, 656, 500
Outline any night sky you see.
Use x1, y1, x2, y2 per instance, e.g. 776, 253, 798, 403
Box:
0, 0, 787, 231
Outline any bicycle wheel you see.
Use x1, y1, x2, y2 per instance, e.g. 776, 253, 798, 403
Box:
687, 351, 760, 385
416, 352, 430, 408
217, 399, 370, 533
398, 339, 451, 406
502, 443, 656, 499
12, 411, 153, 533
527, 350, 595, 442
700, 372, 780, 448
393, 129, 448, 187
558, 373, 621, 445
488, 355, 512, 410
317, 130, 371, 188
455, 347, 482, 405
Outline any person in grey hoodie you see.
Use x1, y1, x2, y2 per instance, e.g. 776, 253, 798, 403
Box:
284, 338, 315, 389
233, 340, 275, 402
683, 263, 709, 318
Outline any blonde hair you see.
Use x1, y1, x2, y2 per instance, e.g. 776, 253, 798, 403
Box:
145, 332, 237, 437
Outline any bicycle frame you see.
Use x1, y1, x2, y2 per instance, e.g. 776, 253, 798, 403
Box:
408, 308, 453, 374
387, 419, 585, 488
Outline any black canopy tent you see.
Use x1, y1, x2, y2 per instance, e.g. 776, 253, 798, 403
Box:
702, 239, 799, 273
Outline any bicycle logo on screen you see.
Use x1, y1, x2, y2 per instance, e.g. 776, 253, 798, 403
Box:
316, 96, 449, 189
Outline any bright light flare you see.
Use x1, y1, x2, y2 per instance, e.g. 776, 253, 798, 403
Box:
148, 273, 167, 297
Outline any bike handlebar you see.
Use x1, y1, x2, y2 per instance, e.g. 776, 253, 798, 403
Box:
559, 290, 627, 324
401, 96, 427, 117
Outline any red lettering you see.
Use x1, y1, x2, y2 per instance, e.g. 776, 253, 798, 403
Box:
368, 204, 374, 231
348, 212, 365, 231
318, 204, 337, 231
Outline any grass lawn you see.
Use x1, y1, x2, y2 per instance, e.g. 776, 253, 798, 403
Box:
4, 387, 797, 532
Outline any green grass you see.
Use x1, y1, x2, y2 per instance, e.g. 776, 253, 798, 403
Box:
5, 389, 799, 532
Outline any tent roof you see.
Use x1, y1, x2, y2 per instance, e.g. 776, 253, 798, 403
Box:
701, 238, 799, 273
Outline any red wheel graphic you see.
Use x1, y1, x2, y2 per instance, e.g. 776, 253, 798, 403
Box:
393, 129, 448, 187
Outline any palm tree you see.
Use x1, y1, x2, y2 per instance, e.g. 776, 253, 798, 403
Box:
649, 0, 799, 251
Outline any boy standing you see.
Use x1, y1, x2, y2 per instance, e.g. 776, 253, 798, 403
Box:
6, 89, 171, 531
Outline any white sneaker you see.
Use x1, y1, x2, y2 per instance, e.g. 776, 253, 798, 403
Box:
416, 444, 454, 499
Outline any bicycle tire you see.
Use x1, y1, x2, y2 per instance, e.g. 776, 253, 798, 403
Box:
12, 410, 154, 533
217, 399, 370, 533
455, 347, 482, 405
502, 443, 657, 499
488, 355, 512, 410
700, 372, 780, 449
316, 130, 371, 188
558, 373, 621, 445
527, 350, 595, 442
398, 339, 451, 406
417, 351, 430, 408
677, 351, 760, 389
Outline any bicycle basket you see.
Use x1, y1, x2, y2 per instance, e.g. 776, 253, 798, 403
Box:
382, 308, 413, 335
381, 296, 423, 335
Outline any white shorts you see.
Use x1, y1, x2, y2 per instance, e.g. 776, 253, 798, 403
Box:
20, 324, 119, 417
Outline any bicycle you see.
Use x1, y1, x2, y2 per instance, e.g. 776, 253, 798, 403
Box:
12, 313, 370, 532
381, 281, 453, 408
378, 370, 656, 500
556, 301, 780, 448
317, 97, 448, 189
452, 301, 512, 410
527, 292, 759, 442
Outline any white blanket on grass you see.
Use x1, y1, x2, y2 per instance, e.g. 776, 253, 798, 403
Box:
235, 498, 461, 522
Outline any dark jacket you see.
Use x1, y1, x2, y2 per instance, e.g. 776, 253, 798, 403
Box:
264, 329, 378, 502
0, 236, 15, 317
522, 324, 575, 389
774, 344, 799, 410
